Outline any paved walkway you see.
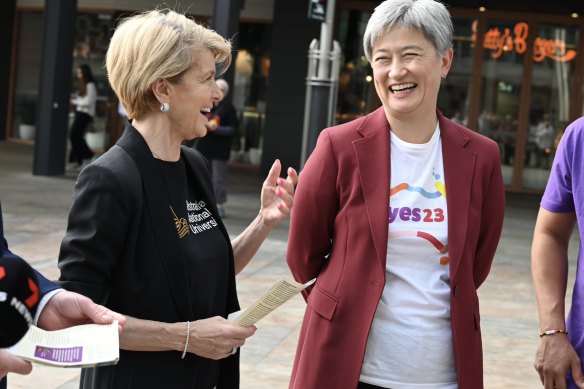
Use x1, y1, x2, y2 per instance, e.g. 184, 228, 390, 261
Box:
0, 141, 580, 388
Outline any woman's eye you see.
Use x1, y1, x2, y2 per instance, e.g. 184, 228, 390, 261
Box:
374, 57, 392, 65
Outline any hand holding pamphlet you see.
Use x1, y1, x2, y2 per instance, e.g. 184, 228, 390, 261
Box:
9, 321, 119, 368
229, 275, 316, 327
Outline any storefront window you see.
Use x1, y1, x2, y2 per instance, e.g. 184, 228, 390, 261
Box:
10, 11, 43, 141
71, 13, 114, 151
9, 11, 113, 148
336, 9, 375, 124
438, 19, 476, 123
231, 22, 271, 164
523, 24, 579, 190
478, 20, 526, 186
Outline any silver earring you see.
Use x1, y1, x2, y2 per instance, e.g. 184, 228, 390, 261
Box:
160, 102, 170, 112
441, 73, 447, 79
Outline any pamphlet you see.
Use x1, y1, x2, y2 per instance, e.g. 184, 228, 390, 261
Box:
229, 275, 316, 327
9, 321, 119, 368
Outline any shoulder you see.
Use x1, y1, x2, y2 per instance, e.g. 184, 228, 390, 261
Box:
443, 118, 498, 150
77, 146, 142, 197
322, 115, 369, 145
563, 117, 584, 143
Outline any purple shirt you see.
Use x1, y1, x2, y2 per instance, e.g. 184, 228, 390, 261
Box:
541, 116, 584, 388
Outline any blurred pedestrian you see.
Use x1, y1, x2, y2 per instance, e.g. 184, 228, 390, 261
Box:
197, 79, 238, 218
67, 64, 97, 171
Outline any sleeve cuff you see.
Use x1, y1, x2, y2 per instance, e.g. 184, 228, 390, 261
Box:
34, 289, 64, 326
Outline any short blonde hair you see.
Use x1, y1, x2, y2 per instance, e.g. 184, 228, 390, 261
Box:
106, 9, 231, 119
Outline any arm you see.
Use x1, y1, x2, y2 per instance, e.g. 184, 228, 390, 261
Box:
71, 82, 97, 111
286, 130, 339, 291
473, 143, 505, 288
58, 162, 258, 359
118, 315, 255, 360
231, 159, 297, 274
532, 208, 584, 388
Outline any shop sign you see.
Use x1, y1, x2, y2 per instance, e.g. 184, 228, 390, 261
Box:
473, 21, 577, 62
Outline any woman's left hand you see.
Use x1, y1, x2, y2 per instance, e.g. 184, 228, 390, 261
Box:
260, 159, 298, 228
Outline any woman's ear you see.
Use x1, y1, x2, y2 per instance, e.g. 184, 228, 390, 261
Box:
441, 48, 454, 76
151, 78, 170, 104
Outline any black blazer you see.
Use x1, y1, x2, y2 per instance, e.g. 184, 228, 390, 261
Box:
58, 125, 240, 388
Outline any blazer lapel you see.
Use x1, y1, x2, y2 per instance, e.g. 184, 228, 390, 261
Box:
353, 108, 391, 272
439, 114, 475, 281
117, 125, 193, 320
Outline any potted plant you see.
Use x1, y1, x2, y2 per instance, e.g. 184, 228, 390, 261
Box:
18, 97, 36, 140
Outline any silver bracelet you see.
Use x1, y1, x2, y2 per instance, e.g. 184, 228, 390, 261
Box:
181, 321, 190, 359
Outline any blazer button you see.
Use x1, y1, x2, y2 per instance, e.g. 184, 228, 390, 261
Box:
453, 285, 458, 296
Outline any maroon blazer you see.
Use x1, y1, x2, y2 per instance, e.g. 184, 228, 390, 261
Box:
287, 107, 505, 389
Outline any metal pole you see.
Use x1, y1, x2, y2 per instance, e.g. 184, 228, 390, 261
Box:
300, 0, 340, 168
317, 0, 335, 79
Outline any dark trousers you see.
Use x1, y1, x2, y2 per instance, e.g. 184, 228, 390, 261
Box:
358, 382, 390, 389
69, 111, 94, 164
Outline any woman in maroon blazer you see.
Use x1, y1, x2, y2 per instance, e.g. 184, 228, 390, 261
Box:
286, 1, 505, 388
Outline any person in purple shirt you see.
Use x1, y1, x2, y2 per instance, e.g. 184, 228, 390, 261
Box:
532, 116, 584, 389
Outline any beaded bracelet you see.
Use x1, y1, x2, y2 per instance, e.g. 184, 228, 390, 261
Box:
539, 329, 568, 337
181, 321, 190, 359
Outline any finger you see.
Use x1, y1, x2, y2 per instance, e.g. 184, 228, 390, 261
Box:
571, 358, 584, 388
555, 375, 567, 389
234, 325, 257, 339
277, 201, 292, 217
77, 296, 125, 326
0, 351, 33, 376
264, 159, 282, 187
277, 176, 295, 197
286, 167, 299, 186
277, 183, 294, 203
84, 300, 116, 323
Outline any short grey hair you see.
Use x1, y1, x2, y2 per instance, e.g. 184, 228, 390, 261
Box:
216, 79, 229, 96
363, 0, 453, 62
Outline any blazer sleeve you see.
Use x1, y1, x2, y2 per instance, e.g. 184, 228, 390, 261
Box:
58, 161, 133, 303
1, 206, 59, 347
473, 141, 505, 288
1, 205, 59, 296
286, 129, 339, 297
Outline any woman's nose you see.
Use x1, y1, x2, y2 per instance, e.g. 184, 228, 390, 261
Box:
388, 61, 407, 78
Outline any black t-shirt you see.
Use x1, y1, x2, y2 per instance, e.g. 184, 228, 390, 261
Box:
158, 157, 229, 318
157, 157, 230, 388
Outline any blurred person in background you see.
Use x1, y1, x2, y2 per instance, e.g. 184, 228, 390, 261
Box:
197, 78, 238, 218
67, 64, 97, 171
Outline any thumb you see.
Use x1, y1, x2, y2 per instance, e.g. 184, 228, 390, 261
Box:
0, 350, 33, 376
265, 159, 282, 187
571, 358, 584, 389
76, 294, 114, 323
